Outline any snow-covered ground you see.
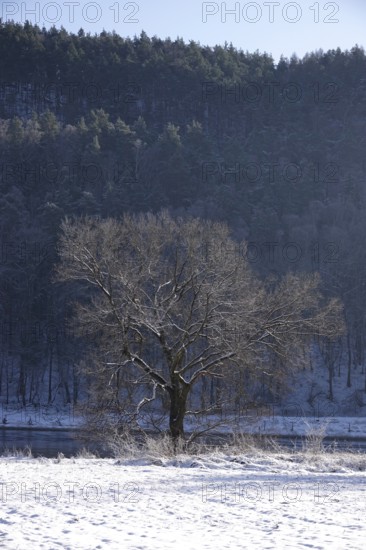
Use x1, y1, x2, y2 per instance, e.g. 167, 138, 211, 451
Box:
185, 414, 366, 439
2, 402, 366, 440
1, 451, 366, 549
0, 404, 81, 429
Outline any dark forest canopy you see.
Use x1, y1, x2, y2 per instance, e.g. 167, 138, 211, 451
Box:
0, 21, 364, 411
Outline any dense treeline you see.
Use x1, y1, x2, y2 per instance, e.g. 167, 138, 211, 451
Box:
0, 21, 365, 411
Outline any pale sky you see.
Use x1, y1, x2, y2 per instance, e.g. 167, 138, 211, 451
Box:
1, 0, 365, 61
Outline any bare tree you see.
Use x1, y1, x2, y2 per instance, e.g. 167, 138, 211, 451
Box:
56, 212, 344, 442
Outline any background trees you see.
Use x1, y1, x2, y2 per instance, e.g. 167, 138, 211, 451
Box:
0, 22, 363, 415
56, 213, 343, 440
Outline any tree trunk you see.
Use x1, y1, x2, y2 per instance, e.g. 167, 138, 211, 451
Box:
168, 381, 189, 444
73, 363, 79, 405
6, 360, 9, 405
0, 356, 3, 395
63, 380, 71, 404
328, 364, 333, 401
347, 332, 352, 388
18, 362, 26, 407
48, 347, 53, 404
325, 344, 334, 401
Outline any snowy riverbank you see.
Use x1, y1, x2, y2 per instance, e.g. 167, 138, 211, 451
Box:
2, 402, 366, 441
1, 451, 366, 549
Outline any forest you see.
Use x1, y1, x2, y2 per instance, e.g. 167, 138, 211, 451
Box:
0, 21, 365, 421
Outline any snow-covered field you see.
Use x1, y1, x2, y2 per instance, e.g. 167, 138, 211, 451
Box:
1, 450, 366, 549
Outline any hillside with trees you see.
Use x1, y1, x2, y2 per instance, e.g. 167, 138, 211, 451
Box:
0, 21, 365, 426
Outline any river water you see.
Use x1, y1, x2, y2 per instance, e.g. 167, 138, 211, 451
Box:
0, 428, 108, 458
2, 428, 366, 458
